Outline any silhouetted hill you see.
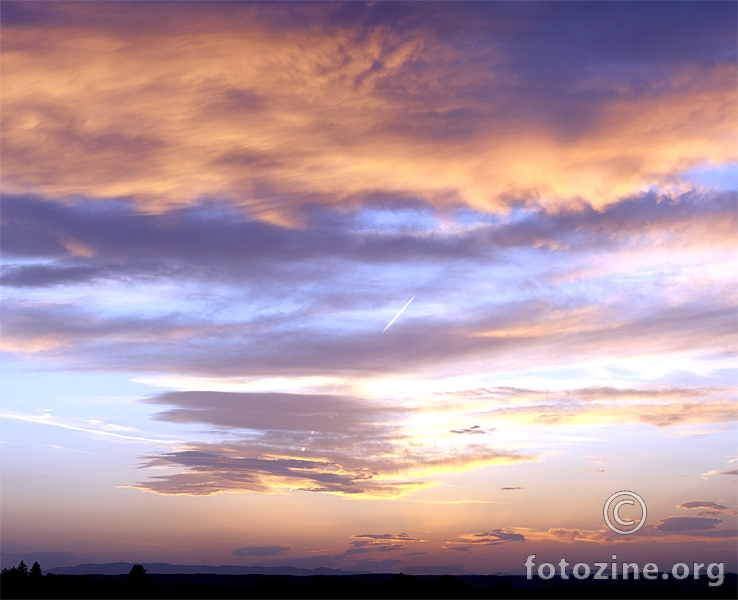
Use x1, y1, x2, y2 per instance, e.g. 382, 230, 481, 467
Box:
46, 562, 368, 576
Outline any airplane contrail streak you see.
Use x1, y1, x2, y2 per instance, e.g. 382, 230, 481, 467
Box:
0, 412, 181, 445
383, 295, 416, 332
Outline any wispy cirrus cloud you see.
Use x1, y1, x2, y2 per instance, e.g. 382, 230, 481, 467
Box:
436, 386, 737, 429
449, 425, 494, 435
655, 517, 722, 532
347, 533, 426, 554
3, 192, 735, 283
3, 190, 734, 389
3, 277, 735, 385
350, 533, 425, 544
701, 468, 738, 480
678, 501, 730, 512
545, 528, 582, 543
445, 529, 525, 551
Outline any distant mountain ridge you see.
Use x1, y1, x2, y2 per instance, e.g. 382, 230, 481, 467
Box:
46, 562, 369, 576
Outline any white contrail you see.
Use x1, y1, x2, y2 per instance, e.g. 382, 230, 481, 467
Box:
383, 295, 416, 332
0, 412, 181, 445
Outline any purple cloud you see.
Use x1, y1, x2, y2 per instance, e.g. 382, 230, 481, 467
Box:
450, 425, 495, 435
655, 517, 721, 532
132, 394, 530, 496
678, 501, 729, 511
446, 529, 525, 550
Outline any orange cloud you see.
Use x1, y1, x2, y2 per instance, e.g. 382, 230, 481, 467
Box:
2, 5, 734, 221
132, 443, 530, 498
439, 385, 737, 430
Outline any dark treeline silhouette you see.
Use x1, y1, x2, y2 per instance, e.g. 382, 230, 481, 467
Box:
1, 561, 736, 598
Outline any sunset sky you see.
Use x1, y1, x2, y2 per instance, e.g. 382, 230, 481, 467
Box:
1, 1, 736, 575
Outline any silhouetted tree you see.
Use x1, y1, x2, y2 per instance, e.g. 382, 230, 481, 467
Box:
128, 564, 149, 586
0, 560, 30, 590
30, 561, 42, 579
